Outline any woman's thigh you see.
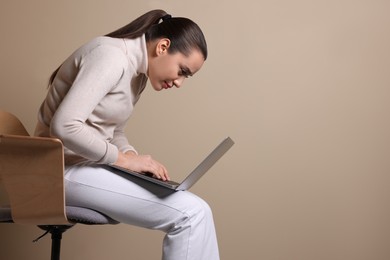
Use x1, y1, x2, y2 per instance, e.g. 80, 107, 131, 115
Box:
64, 165, 210, 231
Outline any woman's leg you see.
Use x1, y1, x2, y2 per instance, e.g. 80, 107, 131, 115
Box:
64, 165, 220, 260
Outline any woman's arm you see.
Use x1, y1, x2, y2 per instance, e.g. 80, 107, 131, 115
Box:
51, 45, 127, 164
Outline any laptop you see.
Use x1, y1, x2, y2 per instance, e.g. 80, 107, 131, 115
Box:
110, 137, 234, 191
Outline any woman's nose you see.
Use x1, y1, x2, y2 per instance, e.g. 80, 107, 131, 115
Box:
173, 77, 185, 88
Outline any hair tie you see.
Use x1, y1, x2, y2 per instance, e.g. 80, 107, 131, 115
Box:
161, 14, 172, 22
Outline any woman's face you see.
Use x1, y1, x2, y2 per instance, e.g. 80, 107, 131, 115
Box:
147, 39, 205, 91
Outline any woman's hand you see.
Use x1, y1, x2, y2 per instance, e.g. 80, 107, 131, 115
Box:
114, 151, 170, 181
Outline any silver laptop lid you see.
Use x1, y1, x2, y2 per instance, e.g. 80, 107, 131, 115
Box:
176, 137, 234, 190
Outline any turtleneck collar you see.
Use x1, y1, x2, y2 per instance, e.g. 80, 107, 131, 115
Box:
122, 35, 148, 75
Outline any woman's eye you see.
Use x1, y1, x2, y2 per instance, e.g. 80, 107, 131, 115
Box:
179, 69, 190, 78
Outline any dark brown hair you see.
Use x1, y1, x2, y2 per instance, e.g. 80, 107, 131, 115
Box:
48, 9, 207, 86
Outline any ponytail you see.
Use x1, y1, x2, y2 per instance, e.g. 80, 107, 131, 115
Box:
105, 9, 167, 39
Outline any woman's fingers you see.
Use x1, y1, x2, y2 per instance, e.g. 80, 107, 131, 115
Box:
121, 153, 170, 181
147, 159, 170, 181
155, 161, 170, 181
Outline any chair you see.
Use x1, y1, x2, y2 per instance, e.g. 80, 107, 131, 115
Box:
0, 110, 119, 259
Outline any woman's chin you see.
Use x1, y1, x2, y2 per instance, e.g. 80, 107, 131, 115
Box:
150, 83, 163, 91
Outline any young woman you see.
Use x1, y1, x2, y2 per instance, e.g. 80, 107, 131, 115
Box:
35, 9, 219, 260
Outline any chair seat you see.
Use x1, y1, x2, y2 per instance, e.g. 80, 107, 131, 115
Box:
66, 206, 119, 225
0, 206, 119, 225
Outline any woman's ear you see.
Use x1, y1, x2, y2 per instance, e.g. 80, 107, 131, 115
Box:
156, 38, 171, 56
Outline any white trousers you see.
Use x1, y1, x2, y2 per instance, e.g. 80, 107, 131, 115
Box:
64, 165, 220, 260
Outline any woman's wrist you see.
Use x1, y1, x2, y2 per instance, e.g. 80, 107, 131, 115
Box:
114, 151, 136, 167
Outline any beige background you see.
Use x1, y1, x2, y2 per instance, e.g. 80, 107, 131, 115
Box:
1, 0, 390, 259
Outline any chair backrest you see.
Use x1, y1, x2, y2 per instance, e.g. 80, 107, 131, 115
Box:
0, 110, 69, 225
0, 110, 29, 136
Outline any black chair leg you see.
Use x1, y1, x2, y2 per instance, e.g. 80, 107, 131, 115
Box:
36, 225, 73, 260
50, 227, 62, 260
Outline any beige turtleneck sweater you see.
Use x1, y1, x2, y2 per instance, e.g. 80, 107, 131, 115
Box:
35, 35, 149, 166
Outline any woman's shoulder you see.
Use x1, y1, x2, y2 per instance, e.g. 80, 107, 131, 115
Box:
81, 36, 126, 55
74, 37, 128, 66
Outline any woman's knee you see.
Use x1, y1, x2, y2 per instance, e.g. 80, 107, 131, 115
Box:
181, 192, 214, 223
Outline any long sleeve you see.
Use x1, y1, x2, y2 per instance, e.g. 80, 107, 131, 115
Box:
50, 45, 128, 164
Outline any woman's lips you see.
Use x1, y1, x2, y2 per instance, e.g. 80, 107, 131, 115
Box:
163, 81, 173, 89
